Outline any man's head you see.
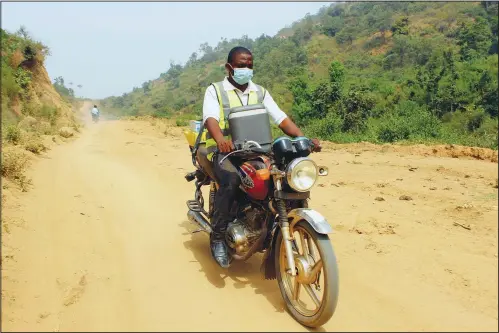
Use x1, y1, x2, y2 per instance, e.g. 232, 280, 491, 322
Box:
226, 46, 253, 86
94, 105, 97, 108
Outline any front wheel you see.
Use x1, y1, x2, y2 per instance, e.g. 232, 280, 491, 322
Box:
275, 221, 339, 328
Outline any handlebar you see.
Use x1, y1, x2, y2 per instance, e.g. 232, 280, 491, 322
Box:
216, 138, 321, 166
216, 146, 268, 166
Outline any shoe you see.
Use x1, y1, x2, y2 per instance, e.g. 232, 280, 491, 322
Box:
210, 238, 230, 268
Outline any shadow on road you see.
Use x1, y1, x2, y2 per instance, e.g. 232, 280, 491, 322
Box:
180, 220, 326, 332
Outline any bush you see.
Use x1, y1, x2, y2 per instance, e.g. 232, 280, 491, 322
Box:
58, 127, 75, 138
377, 116, 411, 142
39, 105, 59, 126
1, 63, 20, 98
341, 87, 376, 132
24, 137, 46, 154
1, 147, 32, 191
14, 68, 31, 92
4, 125, 21, 145
175, 119, 188, 127
305, 112, 344, 140
376, 101, 441, 143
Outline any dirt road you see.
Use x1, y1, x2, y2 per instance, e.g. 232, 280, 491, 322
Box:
2, 105, 498, 331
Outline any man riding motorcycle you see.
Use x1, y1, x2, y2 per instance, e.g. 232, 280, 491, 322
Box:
202, 46, 321, 268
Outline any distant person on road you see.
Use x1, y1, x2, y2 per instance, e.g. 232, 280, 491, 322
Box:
91, 105, 100, 122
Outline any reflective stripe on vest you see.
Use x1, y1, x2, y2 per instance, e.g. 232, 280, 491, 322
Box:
205, 81, 265, 160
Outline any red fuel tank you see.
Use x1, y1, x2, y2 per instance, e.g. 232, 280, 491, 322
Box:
237, 156, 271, 201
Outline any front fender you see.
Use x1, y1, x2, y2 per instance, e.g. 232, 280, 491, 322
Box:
288, 208, 333, 235
260, 209, 332, 280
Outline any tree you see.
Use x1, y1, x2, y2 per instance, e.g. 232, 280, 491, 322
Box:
292, 25, 314, 45
142, 81, 151, 94
289, 61, 345, 126
341, 87, 376, 132
309, 84, 335, 119
15, 25, 30, 39
186, 52, 198, 66
457, 17, 493, 60
54, 76, 64, 86
199, 42, 212, 54
327, 5, 344, 17
164, 61, 183, 81
475, 70, 499, 117
441, 49, 459, 113
321, 16, 343, 37
328, 61, 345, 85
336, 28, 355, 44
391, 16, 409, 35
415, 57, 447, 116
53, 76, 74, 98
288, 77, 313, 125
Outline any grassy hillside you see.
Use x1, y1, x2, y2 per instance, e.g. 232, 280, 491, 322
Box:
101, 2, 498, 149
1, 27, 81, 190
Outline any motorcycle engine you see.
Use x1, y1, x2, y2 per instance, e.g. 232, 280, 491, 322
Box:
226, 205, 266, 256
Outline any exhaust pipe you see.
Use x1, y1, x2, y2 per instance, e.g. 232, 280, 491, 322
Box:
187, 210, 212, 234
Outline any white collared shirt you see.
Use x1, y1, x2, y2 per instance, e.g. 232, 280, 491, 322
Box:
202, 77, 288, 126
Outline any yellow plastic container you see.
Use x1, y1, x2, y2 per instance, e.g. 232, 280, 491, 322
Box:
184, 129, 206, 147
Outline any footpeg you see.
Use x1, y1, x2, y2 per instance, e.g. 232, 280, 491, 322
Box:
187, 200, 202, 212
185, 172, 196, 182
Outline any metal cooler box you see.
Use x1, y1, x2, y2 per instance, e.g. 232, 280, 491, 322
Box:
227, 104, 273, 150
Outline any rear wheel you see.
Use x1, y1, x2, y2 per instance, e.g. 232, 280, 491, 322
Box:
275, 221, 339, 328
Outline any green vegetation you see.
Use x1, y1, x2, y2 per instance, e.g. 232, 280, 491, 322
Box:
101, 2, 498, 149
53, 76, 76, 101
1, 26, 80, 189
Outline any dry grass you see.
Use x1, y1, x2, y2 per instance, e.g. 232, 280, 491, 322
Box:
1, 33, 82, 195
58, 127, 75, 138
1, 147, 32, 192
23, 137, 47, 155
126, 115, 184, 138
10, 50, 24, 68
4, 125, 22, 145
37, 121, 53, 135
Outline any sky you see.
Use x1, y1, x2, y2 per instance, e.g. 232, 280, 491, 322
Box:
2, 2, 333, 99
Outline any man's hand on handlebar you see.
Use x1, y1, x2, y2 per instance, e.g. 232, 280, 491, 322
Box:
217, 138, 235, 153
205, 118, 234, 154
311, 138, 322, 152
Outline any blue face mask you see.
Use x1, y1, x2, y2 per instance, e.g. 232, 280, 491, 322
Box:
230, 66, 253, 85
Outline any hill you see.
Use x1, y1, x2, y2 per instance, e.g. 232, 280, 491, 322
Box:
100, 1, 498, 149
1, 27, 81, 191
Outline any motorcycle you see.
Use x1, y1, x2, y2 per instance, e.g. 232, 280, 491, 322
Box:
92, 113, 99, 123
184, 117, 339, 327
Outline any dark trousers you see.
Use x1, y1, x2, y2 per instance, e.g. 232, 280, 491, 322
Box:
210, 153, 241, 240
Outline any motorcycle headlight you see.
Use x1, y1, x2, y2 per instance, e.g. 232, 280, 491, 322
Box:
286, 157, 318, 192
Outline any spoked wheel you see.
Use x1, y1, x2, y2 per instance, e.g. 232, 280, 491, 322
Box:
275, 220, 339, 328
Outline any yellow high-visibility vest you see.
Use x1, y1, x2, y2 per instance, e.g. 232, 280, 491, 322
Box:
204, 81, 265, 160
